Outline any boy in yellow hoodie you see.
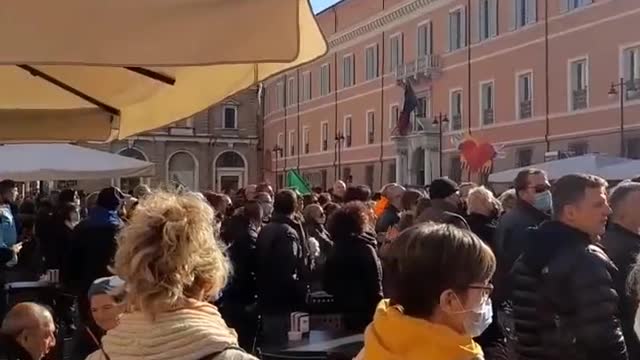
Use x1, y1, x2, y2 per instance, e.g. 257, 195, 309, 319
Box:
361, 223, 495, 360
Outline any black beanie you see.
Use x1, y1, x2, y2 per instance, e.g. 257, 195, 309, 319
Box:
429, 177, 459, 200
97, 187, 124, 211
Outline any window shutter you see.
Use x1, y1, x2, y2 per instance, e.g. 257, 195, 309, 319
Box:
508, 0, 517, 31
474, 1, 483, 43
428, 22, 433, 55
559, 0, 568, 13
461, 7, 467, 47
418, 25, 426, 57
447, 14, 452, 52
526, 0, 537, 24
490, 0, 498, 37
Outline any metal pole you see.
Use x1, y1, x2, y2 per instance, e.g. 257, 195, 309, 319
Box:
544, 0, 550, 152
621, 77, 625, 157
297, 69, 301, 171
439, 118, 443, 177
274, 149, 279, 190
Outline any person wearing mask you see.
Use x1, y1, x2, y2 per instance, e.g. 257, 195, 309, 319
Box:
494, 169, 550, 288
332, 180, 347, 203
256, 189, 307, 345
359, 224, 494, 360
375, 184, 405, 234
0, 180, 20, 268
64, 186, 124, 335
71, 276, 126, 360
324, 202, 383, 332
511, 174, 627, 360
303, 204, 333, 291
0, 303, 57, 360
86, 191, 256, 360
219, 201, 263, 352
254, 192, 273, 223
417, 178, 469, 229
601, 181, 640, 359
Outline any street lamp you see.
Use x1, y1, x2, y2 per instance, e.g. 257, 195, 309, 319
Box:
335, 131, 345, 180
272, 144, 283, 190
432, 113, 449, 177
609, 77, 638, 157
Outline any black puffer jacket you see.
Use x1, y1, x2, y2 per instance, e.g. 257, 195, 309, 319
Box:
324, 233, 383, 332
255, 213, 307, 315
511, 221, 628, 360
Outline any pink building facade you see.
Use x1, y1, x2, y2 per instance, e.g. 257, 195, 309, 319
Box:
263, 0, 640, 189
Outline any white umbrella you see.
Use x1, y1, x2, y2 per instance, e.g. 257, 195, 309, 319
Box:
488, 154, 634, 183
0, 0, 327, 142
0, 144, 154, 181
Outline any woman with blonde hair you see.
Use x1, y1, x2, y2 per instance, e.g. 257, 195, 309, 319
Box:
87, 191, 256, 360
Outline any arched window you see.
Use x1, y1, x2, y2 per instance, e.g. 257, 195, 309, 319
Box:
215, 151, 245, 168
168, 151, 197, 190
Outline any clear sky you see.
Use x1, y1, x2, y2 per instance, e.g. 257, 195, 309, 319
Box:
311, 0, 341, 14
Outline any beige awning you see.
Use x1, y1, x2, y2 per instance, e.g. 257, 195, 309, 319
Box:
0, 0, 326, 142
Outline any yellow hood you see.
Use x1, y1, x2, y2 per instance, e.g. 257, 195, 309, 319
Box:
362, 300, 484, 360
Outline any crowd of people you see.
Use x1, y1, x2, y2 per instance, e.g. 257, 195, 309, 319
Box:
0, 169, 639, 360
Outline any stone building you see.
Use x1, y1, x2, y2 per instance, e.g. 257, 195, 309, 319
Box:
73, 87, 261, 194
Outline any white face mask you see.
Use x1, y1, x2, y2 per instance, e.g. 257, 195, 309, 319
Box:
634, 307, 640, 340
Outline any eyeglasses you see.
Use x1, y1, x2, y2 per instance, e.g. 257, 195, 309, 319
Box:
468, 283, 494, 298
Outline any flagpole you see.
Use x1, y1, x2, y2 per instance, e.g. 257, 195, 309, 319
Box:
379, 24, 385, 189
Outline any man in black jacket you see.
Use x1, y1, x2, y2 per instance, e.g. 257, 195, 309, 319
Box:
511, 174, 627, 360
256, 189, 306, 345
601, 181, 640, 359
494, 169, 550, 292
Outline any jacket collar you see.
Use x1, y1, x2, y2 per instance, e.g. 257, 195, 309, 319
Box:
515, 198, 549, 222
430, 199, 460, 214
607, 222, 640, 242
522, 220, 592, 272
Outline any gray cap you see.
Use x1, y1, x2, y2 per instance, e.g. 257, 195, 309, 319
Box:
87, 276, 126, 299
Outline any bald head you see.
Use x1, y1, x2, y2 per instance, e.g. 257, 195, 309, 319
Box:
1, 302, 53, 336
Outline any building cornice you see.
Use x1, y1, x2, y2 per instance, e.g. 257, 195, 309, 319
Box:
130, 134, 258, 145
327, 0, 441, 49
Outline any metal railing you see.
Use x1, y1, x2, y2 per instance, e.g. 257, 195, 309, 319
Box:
483, 108, 495, 125
451, 114, 462, 131
572, 88, 588, 110
395, 54, 441, 81
519, 100, 532, 119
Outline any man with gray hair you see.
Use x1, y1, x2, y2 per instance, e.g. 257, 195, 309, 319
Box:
375, 183, 405, 233
0, 302, 57, 360
602, 180, 640, 359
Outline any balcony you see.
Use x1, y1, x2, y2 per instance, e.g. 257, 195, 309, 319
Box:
519, 100, 532, 119
482, 108, 495, 125
395, 55, 441, 82
572, 88, 588, 110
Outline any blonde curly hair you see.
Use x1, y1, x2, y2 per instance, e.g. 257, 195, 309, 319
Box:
113, 190, 230, 315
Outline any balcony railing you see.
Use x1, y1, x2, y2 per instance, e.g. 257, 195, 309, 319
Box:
482, 108, 495, 125
519, 100, 532, 119
626, 79, 640, 101
451, 114, 462, 131
572, 88, 588, 110
395, 55, 441, 82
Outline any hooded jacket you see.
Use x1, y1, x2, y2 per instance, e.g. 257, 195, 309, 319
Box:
85, 303, 256, 360
361, 300, 483, 360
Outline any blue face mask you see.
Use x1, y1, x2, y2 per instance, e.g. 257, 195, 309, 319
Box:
533, 191, 552, 212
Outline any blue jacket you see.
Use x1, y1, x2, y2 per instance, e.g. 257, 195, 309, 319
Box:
0, 204, 17, 249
